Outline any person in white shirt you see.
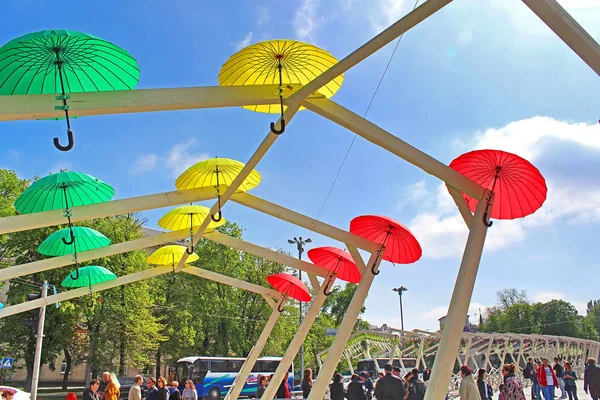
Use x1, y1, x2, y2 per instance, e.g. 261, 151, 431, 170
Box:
128, 375, 143, 400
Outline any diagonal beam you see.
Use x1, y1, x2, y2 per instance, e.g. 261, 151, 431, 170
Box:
0, 85, 322, 122
303, 98, 486, 200
202, 231, 328, 278
287, 0, 453, 104
0, 229, 189, 282
182, 266, 281, 299
447, 184, 473, 227
230, 193, 379, 252
521, 0, 600, 76
0, 187, 216, 235
174, 103, 301, 272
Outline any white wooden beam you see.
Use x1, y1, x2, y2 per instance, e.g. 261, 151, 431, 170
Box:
0, 85, 322, 122
521, 0, 600, 76
288, 0, 453, 104
0, 265, 172, 319
303, 98, 486, 200
0, 187, 215, 235
174, 104, 301, 272
182, 266, 281, 299
202, 231, 328, 279
346, 245, 367, 274
0, 229, 189, 282
231, 193, 379, 252
447, 184, 474, 228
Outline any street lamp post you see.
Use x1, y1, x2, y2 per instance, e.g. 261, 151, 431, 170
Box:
392, 286, 407, 333
288, 236, 311, 384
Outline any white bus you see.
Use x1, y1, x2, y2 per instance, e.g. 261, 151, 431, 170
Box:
174, 356, 294, 400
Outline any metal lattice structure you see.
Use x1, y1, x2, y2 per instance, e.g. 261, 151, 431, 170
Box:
317, 328, 600, 391
0, 1, 598, 399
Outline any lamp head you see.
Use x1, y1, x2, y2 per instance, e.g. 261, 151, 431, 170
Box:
305, 238, 312, 243
287, 240, 295, 244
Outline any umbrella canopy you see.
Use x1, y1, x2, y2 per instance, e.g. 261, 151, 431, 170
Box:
0, 303, 4, 310
61, 265, 117, 288
146, 245, 199, 266
38, 226, 110, 256
14, 171, 114, 214
0, 29, 140, 151
267, 273, 311, 302
158, 205, 226, 232
449, 149, 547, 222
175, 158, 261, 193
218, 39, 344, 114
307, 246, 361, 284
350, 215, 422, 265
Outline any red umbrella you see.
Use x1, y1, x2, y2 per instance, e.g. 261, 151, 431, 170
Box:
449, 149, 547, 226
350, 215, 422, 274
267, 273, 311, 311
308, 246, 361, 295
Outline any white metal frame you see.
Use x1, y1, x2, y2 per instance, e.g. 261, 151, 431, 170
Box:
0, 0, 597, 398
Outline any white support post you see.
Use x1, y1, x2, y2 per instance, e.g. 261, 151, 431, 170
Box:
424, 195, 491, 400
346, 245, 367, 274
447, 185, 473, 227
302, 98, 486, 200
174, 103, 300, 273
30, 281, 48, 400
0, 84, 321, 121
0, 229, 190, 282
226, 305, 281, 400
308, 274, 321, 293
521, 0, 600, 76
287, 0, 453, 104
231, 193, 378, 253
260, 278, 333, 400
308, 251, 382, 400
0, 187, 215, 235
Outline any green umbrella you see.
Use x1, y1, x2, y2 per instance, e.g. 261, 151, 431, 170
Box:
15, 170, 114, 280
61, 265, 117, 289
38, 226, 110, 256
0, 29, 140, 151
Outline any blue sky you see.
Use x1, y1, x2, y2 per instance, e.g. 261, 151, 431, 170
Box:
1, 0, 600, 331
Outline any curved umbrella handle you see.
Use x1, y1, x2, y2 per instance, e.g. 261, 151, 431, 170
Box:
323, 284, 333, 296
186, 245, 195, 255
70, 267, 80, 281
277, 300, 286, 313
371, 263, 380, 276
211, 210, 223, 223
270, 119, 286, 135
86, 296, 95, 308
483, 211, 493, 227
62, 229, 75, 245
54, 129, 75, 152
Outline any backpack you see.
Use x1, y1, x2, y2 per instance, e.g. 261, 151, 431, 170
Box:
409, 380, 426, 400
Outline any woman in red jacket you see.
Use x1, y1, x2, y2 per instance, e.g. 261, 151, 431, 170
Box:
538, 358, 559, 400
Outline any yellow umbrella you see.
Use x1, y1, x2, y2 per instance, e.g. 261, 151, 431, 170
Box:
175, 158, 261, 222
218, 39, 344, 134
147, 245, 200, 284
158, 205, 226, 254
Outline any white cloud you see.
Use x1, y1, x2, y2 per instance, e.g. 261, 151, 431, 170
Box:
130, 154, 159, 175
458, 30, 473, 46
293, 0, 320, 41
367, 0, 407, 33
407, 117, 600, 259
421, 302, 489, 327
256, 6, 270, 25
397, 179, 429, 210
235, 32, 253, 51
166, 138, 210, 178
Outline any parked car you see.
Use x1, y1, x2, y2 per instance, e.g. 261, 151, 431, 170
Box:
118, 376, 148, 399
0, 386, 30, 400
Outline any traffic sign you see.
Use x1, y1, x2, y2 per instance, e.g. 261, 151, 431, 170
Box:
1, 357, 14, 369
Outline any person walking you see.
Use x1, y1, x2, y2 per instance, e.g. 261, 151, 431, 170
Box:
330, 373, 345, 400
347, 372, 367, 400
562, 361, 578, 400
531, 361, 542, 400
83, 379, 101, 400
422, 368, 431, 382
98, 372, 110, 400
146, 378, 158, 400
525, 358, 537, 400
104, 373, 121, 400
501, 364, 525, 400
301, 368, 313, 399
128, 375, 143, 400
276, 372, 291, 399
168, 381, 181, 400
256, 375, 268, 399
156, 377, 170, 400
584, 358, 600, 400
537, 359, 558, 400
477, 369, 493, 400
406, 368, 426, 400
554, 358, 567, 399
181, 380, 197, 400
363, 372, 374, 400
374, 364, 406, 400
458, 366, 482, 400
